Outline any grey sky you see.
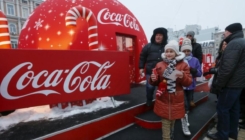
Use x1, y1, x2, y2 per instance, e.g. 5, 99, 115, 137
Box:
119, 0, 245, 41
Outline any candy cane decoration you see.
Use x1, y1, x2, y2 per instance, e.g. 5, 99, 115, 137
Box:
65, 6, 98, 50
0, 10, 11, 49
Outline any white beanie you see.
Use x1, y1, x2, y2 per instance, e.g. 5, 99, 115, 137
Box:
181, 38, 192, 52
164, 40, 179, 55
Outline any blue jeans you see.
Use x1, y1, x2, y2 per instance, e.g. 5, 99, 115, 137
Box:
216, 87, 242, 140
146, 74, 156, 101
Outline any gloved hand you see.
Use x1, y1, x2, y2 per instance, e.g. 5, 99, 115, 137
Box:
203, 72, 210, 76
203, 68, 218, 76
190, 67, 197, 75
209, 68, 218, 74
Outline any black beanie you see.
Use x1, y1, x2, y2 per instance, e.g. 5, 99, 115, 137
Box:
150, 27, 168, 45
225, 23, 243, 33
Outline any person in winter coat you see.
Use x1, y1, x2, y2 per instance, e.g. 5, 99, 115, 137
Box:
203, 40, 227, 97
139, 27, 168, 106
186, 31, 203, 65
186, 31, 203, 107
207, 23, 245, 140
180, 38, 202, 136
149, 40, 192, 140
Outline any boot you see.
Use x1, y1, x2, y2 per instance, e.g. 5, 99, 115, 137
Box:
181, 117, 191, 136
190, 101, 195, 107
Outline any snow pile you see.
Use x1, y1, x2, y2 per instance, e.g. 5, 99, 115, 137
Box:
0, 97, 125, 131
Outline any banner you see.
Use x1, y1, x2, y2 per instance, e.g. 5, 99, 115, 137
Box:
0, 49, 130, 111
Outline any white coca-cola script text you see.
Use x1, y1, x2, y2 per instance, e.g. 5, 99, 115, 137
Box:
0, 61, 114, 100
97, 8, 140, 31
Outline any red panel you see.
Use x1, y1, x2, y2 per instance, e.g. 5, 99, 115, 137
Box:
0, 49, 130, 111
44, 104, 152, 140
194, 82, 209, 92
135, 118, 161, 129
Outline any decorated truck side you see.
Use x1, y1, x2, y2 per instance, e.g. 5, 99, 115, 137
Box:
0, 0, 148, 113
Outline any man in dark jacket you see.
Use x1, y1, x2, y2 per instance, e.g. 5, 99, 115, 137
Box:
186, 31, 203, 64
139, 27, 168, 106
207, 23, 245, 140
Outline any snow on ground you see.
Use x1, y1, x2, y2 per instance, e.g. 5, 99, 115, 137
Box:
0, 97, 125, 131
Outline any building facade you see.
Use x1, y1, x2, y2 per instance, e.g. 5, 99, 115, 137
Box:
0, 0, 43, 48
167, 24, 202, 41
168, 24, 219, 42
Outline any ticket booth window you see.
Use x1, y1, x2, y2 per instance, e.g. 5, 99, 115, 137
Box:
116, 35, 135, 83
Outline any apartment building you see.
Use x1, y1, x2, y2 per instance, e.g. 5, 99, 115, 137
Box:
0, 0, 43, 48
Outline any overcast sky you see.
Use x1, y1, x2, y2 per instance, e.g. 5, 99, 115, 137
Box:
119, 0, 245, 41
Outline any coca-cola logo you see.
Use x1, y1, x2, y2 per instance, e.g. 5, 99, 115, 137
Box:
97, 8, 140, 31
0, 61, 114, 100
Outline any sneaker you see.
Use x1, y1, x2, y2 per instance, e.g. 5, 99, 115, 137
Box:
185, 114, 190, 127
181, 118, 191, 136
208, 127, 217, 134
190, 101, 195, 107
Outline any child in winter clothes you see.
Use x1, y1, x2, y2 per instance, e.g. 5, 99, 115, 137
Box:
149, 40, 192, 140
180, 38, 202, 136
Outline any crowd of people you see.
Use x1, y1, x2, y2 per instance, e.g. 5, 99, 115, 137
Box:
139, 22, 245, 140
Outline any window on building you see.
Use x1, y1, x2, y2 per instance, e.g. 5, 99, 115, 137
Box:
22, 7, 29, 18
22, 0, 28, 4
35, 3, 40, 7
9, 23, 17, 34
7, 4, 15, 16
11, 41, 18, 49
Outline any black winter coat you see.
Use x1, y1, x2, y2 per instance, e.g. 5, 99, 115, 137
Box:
191, 41, 203, 64
213, 31, 245, 88
139, 43, 165, 74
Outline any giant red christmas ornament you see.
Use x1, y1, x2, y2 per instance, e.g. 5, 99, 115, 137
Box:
18, 0, 147, 51
18, 0, 148, 83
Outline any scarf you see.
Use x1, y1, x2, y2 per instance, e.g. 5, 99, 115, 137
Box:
162, 58, 177, 93
184, 55, 192, 61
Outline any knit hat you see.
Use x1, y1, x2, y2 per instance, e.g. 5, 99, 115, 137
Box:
165, 40, 179, 55
150, 27, 168, 45
181, 38, 192, 51
186, 31, 195, 37
225, 23, 243, 33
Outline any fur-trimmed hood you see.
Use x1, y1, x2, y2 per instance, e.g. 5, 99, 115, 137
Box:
161, 52, 185, 61
150, 27, 168, 45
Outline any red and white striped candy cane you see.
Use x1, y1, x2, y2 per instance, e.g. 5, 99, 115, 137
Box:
0, 10, 11, 49
65, 6, 98, 50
